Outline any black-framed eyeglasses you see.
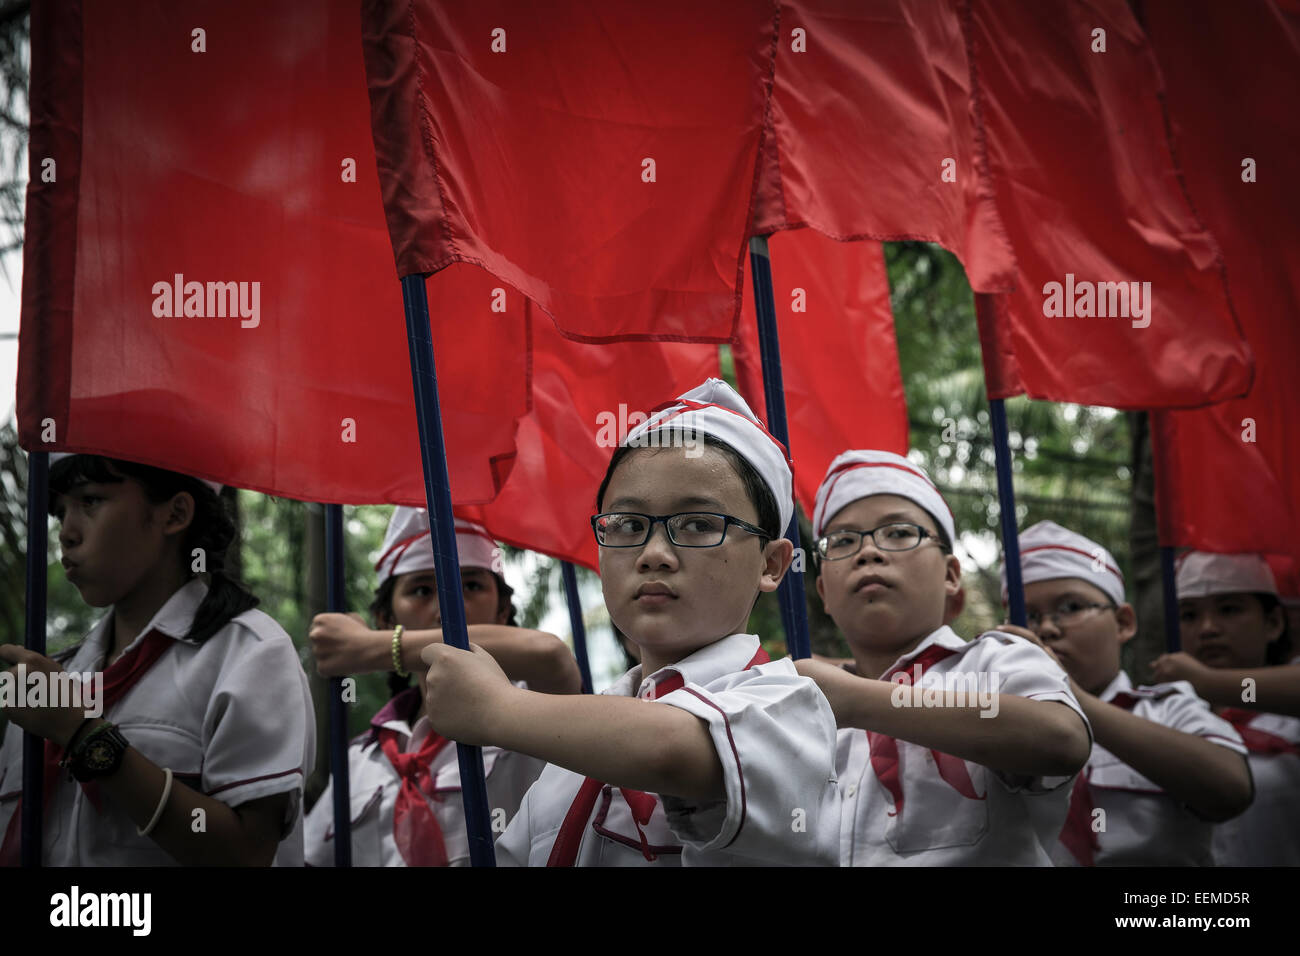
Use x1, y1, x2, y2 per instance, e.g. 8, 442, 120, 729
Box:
815, 522, 947, 561
1026, 600, 1115, 631
591, 512, 767, 549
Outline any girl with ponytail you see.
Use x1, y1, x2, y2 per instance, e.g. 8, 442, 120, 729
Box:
0, 454, 314, 866
303, 508, 580, 866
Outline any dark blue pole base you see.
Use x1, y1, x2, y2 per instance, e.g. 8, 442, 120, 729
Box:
989, 399, 1027, 628
1160, 546, 1180, 654
401, 273, 497, 867
324, 503, 352, 867
561, 563, 594, 694
748, 236, 811, 660
22, 450, 49, 867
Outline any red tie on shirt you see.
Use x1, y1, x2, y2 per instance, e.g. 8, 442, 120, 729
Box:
1058, 769, 1101, 866
376, 725, 453, 867
865, 644, 986, 820
1218, 708, 1300, 757
547, 646, 770, 867
0, 628, 175, 867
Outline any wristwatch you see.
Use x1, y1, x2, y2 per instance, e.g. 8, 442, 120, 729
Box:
66, 723, 131, 782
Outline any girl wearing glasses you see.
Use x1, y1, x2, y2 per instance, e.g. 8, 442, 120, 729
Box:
1157, 551, 1299, 866
420, 378, 840, 865
794, 450, 1091, 865
997, 523, 1250, 866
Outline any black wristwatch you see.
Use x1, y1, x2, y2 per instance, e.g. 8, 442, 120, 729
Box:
67, 723, 131, 782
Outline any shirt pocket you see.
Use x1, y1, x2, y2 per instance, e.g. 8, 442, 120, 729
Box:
884, 742, 990, 854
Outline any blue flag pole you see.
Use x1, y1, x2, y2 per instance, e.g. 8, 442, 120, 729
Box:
21, 451, 49, 867
989, 398, 1027, 627
1159, 546, 1181, 654
561, 562, 594, 694
747, 235, 812, 660
324, 503, 352, 867
401, 273, 496, 866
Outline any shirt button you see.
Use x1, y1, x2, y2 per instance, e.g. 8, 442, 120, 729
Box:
846, 784, 857, 797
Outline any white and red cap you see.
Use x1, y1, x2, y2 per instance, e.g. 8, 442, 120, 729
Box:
1175, 550, 1278, 600
48, 451, 223, 494
622, 377, 794, 535
812, 450, 955, 545
1002, 520, 1125, 607
375, 507, 500, 585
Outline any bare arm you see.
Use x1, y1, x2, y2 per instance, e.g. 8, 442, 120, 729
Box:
82, 724, 291, 865
1152, 654, 1300, 717
310, 613, 582, 694
422, 643, 724, 801
1073, 688, 1252, 821
796, 659, 1090, 777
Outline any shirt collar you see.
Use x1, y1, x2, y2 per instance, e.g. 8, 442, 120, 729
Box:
1097, 669, 1132, 703
80, 577, 211, 666
874, 625, 966, 679
605, 633, 764, 700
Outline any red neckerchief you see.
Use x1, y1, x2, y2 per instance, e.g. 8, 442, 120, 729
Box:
376, 723, 453, 867
1057, 690, 1139, 866
865, 643, 986, 820
0, 628, 175, 866
1059, 769, 1100, 866
1218, 708, 1300, 757
546, 645, 770, 867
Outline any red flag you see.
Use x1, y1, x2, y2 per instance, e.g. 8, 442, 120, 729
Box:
1144, 0, 1300, 556
734, 232, 908, 513
18, 1, 527, 506
968, 0, 1254, 409
459, 321, 721, 570
754, 1, 1016, 295
361, 0, 776, 342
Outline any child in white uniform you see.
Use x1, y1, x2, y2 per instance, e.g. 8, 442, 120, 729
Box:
423, 378, 841, 866
303, 510, 573, 866
998, 522, 1250, 866
0, 454, 314, 866
1157, 551, 1300, 866
795, 450, 1092, 866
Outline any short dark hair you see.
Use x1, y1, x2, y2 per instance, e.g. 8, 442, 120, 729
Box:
595, 432, 782, 544
1256, 593, 1294, 665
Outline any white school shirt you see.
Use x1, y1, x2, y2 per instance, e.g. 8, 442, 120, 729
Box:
0, 578, 315, 866
1049, 671, 1246, 867
495, 632, 841, 866
1211, 707, 1300, 866
303, 686, 545, 866
837, 626, 1092, 866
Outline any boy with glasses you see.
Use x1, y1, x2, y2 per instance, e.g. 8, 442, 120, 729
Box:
419, 379, 840, 865
795, 450, 1092, 865
999, 523, 1251, 865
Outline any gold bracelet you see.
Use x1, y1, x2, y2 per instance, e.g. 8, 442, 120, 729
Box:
391, 624, 407, 677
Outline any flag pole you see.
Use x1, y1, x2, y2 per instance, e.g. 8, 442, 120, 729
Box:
561, 563, 594, 694
21, 451, 49, 867
988, 398, 1027, 627
324, 503, 352, 867
1159, 547, 1181, 653
747, 236, 812, 660
401, 273, 496, 866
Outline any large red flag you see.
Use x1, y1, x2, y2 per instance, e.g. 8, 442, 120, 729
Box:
361, 0, 776, 343
753, 0, 1016, 295
18, 0, 531, 506
1144, 0, 1300, 558
734, 232, 909, 513
968, 0, 1254, 409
